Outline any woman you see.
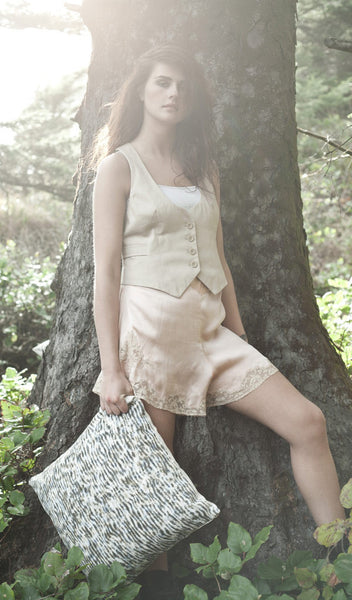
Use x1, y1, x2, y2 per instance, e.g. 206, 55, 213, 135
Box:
91, 45, 344, 599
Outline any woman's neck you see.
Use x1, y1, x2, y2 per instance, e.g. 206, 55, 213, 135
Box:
133, 120, 177, 160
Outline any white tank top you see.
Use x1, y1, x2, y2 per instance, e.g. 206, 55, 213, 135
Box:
159, 185, 201, 210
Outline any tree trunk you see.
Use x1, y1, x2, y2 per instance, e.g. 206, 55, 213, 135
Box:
2, 0, 352, 589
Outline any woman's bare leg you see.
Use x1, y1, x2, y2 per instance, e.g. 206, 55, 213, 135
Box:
225, 371, 344, 525
141, 401, 176, 571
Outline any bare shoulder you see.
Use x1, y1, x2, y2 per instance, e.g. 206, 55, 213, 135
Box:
95, 151, 131, 198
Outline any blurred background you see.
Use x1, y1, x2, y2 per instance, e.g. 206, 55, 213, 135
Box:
0, 0, 351, 378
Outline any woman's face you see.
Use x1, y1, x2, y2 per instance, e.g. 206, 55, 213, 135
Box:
140, 62, 190, 126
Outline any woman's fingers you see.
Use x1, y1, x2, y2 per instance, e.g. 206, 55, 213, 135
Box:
101, 391, 133, 415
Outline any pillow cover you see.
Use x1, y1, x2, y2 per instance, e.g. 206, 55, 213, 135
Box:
29, 397, 220, 582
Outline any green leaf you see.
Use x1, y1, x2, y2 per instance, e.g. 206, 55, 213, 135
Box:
12, 431, 30, 446
227, 574, 259, 599
332, 591, 347, 600
29, 427, 46, 444
64, 582, 89, 600
87, 564, 114, 593
109, 561, 127, 586
257, 556, 286, 580
314, 519, 345, 547
190, 541, 220, 565
266, 596, 295, 600
227, 523, 252, 555
9, 490, 24, 507
218, 548, 242, 579
319, 563, 335, 583
333, 554, 352, 583
297, 588, 320, 600
294, 567, 317, 589
37, 572, 57, 594
0, 583, 15, 600
65, 547, 85, 570
207, 535, 222, 563
7, 505, 28, 516
183, 585, 208, 600
43, 552, 66, 577
340, 479, 352, 509
116, 583, 142, 600
19, 584, 41, 600
322, 586, 333, 600
244, 526, 273, 562
287, 551, 315, 570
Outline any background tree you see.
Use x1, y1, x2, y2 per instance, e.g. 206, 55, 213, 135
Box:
0, 72, 84, 202
1, 0, 352, 590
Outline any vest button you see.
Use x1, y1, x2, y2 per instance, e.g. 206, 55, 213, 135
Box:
185, 222, 194, 229
190, 248, 197, 255
188, 235, 195, 242
191, 260, 199, 268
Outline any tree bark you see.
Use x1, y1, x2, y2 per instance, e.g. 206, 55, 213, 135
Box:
324, 37, 352, 53
1, 0, 352, 590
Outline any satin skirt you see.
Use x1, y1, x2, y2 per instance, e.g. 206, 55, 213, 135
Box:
93, 279, 278, 416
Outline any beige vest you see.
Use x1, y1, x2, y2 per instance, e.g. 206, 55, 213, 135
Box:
118, 143, 228, 298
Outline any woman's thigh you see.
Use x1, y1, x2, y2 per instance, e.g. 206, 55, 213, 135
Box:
141, 400, 176, 454
225, 371, 325, 446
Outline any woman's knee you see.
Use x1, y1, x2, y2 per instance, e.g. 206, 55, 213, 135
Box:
292, 401, 327, 447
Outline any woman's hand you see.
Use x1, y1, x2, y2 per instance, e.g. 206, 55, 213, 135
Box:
99, 369, 134, 416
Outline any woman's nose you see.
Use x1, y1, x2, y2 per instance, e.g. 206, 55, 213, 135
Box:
168, 82, 178, 97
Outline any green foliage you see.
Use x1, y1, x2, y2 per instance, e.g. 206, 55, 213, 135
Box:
0, 543, 140, 599
184, 480, 352, 599
0, 240, 58, 374
0, 367, 50, 534
316, 277, 352, 374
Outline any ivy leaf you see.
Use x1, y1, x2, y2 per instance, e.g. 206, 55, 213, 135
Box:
340, 479, 352, 509
227, 523, 252, 555
9, 490, 25, 506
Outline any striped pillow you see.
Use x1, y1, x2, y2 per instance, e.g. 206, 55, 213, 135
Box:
29, 397, 220, 581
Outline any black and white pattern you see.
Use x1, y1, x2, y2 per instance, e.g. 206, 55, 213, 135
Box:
29, 397, 220, 581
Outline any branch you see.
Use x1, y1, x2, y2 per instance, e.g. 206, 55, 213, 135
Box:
0, 175, 73, 201
324, 37, 352, 53
297, 127, 352, 157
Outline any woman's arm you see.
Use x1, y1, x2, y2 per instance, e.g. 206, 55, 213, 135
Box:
93, 152, 134, 414
213, 170, 248, 341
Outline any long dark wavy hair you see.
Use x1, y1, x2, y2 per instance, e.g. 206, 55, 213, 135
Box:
89, 44, 217, 187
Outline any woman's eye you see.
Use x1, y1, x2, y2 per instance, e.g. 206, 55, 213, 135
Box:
157, 79, 169, 87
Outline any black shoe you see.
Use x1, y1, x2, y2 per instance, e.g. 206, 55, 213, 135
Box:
137, 569, 180, 600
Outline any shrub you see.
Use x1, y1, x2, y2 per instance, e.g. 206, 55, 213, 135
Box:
183, 479, 352, 599
0, 545, 141, 600
0, 367, 50, 535
0, 240, 58, 375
